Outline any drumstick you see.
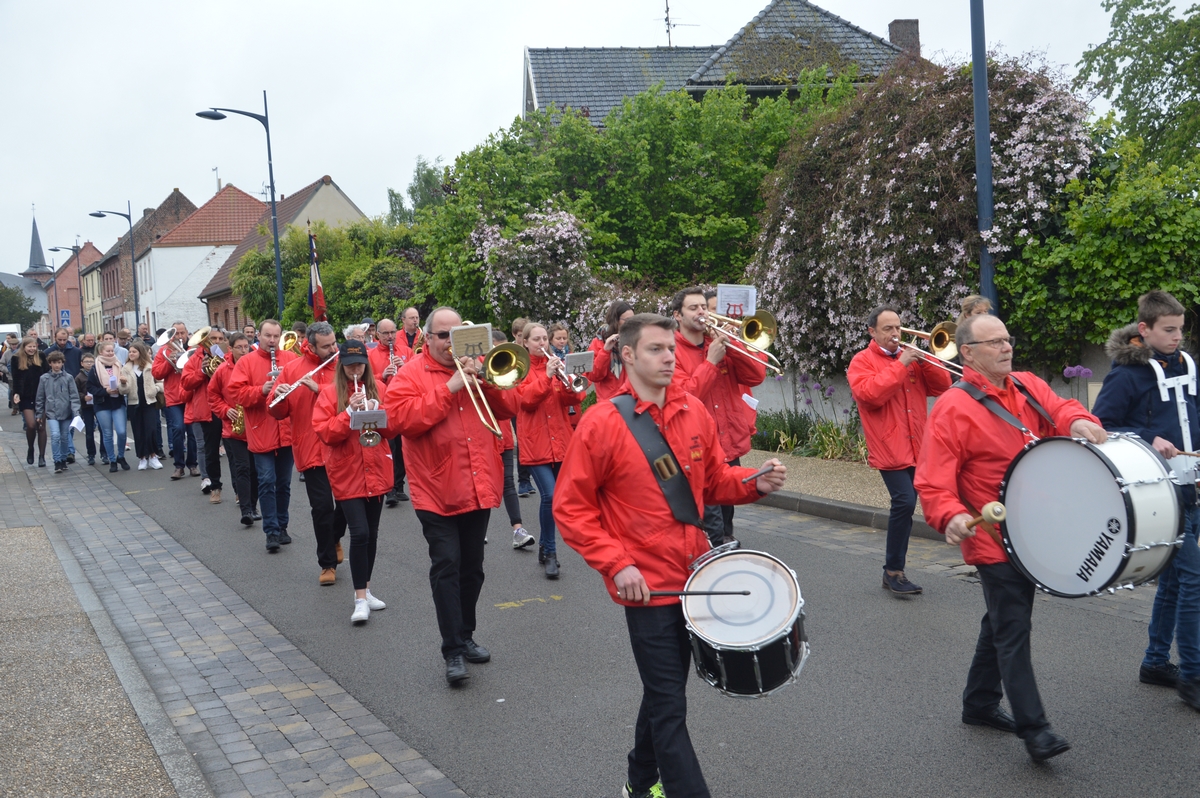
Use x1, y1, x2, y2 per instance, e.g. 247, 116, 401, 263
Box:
967, 501, 1006, 528
648, 590, 751, 597
1178, 451, 1200, 457
741, 463, 776, 484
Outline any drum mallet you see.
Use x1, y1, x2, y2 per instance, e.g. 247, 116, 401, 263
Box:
741, 462, 779, 484
965, 502, 1006, 544
649, 590, 752, 597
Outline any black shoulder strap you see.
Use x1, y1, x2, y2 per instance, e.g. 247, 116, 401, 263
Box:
1007, 374, 1055, 428
611, 395, 703, 528
952, 376, 1054, 435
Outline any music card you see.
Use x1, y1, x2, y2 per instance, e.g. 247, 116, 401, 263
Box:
564, 351, 594, 376
716, 284, 757, 318
450, 324, 493, 358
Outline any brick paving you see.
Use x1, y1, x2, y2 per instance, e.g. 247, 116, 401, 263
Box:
1, 428, 465, 798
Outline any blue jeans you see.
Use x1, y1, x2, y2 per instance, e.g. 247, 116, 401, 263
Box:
165, 403, 197, 469
95, 405, 127, 463
1144, 505, 1200, 680
528, 462, 560, 555
254, 447, 294, 538
47, 419, 71, 464
879, 467, 918, 573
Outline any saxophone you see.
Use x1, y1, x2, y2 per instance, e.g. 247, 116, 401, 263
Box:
232, 406, 246, 436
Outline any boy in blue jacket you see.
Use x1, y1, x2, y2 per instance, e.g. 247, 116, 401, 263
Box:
1093, 290, 1200, 709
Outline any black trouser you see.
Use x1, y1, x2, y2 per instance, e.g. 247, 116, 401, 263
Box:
964, 562, 1049, 739
224, 437, 258, 515
390, 436, 407, 494
625, 604, 710, 798
128, 403, 159, 460
193, 416, 223, 489
513, 418, 532, 488
343, 496, 384, 590
500, 447, 522, 526
302, 465, 346, 570
879, 467, 917, 572
702, 456, 741, 546
415, 508, 489, 659
79, 404, 97, 459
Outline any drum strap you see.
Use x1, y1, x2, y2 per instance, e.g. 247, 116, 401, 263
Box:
1148, 352, 1196, 481
952, 376, 1054, 439
611, 395, 703, 528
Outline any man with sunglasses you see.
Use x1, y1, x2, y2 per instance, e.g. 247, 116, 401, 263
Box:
915, 313, 1106, 764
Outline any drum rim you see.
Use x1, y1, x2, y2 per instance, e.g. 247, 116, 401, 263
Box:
998, 434, 1175, 597
681, 548, 803, 648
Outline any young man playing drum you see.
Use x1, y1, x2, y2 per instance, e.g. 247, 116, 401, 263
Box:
554, 313, 786, 798
915, 313, 1106, 763
1092, 290, 1200, 709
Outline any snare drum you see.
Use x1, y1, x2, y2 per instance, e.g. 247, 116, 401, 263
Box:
1000, 434, 1183, 598
681, 549, 809, 698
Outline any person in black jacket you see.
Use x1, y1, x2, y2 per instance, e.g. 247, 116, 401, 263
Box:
10, 337, 48, 466
1092, 290, 1200, 710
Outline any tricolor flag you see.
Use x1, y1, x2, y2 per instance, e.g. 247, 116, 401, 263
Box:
308, 226, 327, 322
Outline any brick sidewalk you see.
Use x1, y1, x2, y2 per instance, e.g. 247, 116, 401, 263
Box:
0, 426, 465, 798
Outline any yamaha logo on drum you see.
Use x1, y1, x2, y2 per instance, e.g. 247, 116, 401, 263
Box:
1075, 518, 1121, 583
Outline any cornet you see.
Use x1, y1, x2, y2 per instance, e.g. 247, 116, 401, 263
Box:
352, 374, 382, 447
541, 348, 588, 393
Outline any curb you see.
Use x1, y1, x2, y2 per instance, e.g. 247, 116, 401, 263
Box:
756, 489, 941, 542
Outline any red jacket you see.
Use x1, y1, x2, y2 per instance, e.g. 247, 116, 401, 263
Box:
586, 338, 628, 400
151, 344, 187, 406
915, 367, 1099, 566
312, 380, 395, 501
180, 349, 217, 425
516, 352, 583, 465
847, 342, 954, 470
208, 355, 240, 440
672, 331, 767, 462
555, 383, 763, 607
368, 339, 413, 385
228, 345, 298, 454
267, 344, 339, 472
383, 351, 519, 516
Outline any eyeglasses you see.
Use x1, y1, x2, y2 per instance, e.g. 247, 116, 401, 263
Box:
429, 330, 452, 340
963, 337, 1016, 348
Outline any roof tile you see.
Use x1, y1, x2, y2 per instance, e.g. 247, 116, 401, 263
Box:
155, 185, 265, 247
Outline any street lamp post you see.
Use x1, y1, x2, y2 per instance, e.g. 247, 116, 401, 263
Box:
196, 90, 285, 319
970, 0, 998, 311
49, 240, 84, 333
90, 201, 139, 329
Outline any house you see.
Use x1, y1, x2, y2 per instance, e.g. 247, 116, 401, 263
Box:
80, 189, 197, 333
199, 175, 365, 331
44, 242, 104, 333
136, 185, 264, 334
524, 0, 919, 125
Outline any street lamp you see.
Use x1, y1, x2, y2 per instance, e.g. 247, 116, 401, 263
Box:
49, 240, 85, 333
970, 0, 998, 311
196, 90, 285, 319
90, 201, 140, 328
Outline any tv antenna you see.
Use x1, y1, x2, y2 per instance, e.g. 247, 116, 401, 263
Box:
661, 1, 698, 47
212, 166, 221, 193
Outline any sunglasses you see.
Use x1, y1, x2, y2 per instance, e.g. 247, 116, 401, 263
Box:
428, 330, 452, 340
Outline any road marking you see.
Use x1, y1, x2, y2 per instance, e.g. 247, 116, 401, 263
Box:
494, 595, 564, 609
124, 488, 166, 495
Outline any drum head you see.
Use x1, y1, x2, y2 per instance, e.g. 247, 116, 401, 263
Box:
1001, 438, 1131, 596
682, 551, 801, 649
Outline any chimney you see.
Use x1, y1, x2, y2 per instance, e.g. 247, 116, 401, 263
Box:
143, 208, 154, 218
888, 19, 920, 56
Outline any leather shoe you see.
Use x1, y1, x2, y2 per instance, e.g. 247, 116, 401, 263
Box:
319, 568, 336, 586
545, 555, 560, 579
463, 639, 491, 663
1178, 676, 1200, 711
962, 706, 1017, 733
385, 490, 399, 507
336, 541, 344, 564
241, 513, 254, 527
445, 655, 469, 685
1025, 729, 1070, 763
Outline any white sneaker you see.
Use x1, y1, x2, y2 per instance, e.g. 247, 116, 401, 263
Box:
351, 598, 370, 624
149, 456, 163, 470
200, 477, 212, 492
512, 527, 536, 549
137, 458, 149, 471
365, 590, 386, 611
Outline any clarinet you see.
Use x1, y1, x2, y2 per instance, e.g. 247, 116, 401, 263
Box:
268, 345, 279, 379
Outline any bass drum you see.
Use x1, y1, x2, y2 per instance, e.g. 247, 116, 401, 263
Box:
682, 548, 809, 698
999, 434, 1183, 598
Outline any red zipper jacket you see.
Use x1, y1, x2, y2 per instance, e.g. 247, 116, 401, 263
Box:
847, 342, 954, 470
555, 383, 763, 607
516, 352, 583, 465
312, 380, 396, 501
368, 339, 413, 386
672, 331, 767, 462
208, 354, 239, 440
180, 349, 217, 425
151, 344, 187, 406
228, 345, 298, 454
586, 337, 628, 400
914, 367, 1099, 565
267, 343, 339, 472
382, 351, 519, 516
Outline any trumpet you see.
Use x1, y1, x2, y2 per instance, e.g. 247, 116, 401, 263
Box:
541, 348, 588, 393
895, 322, 962, 375
701, 310, 784, 375
352, 374, 382, 447
450, 322, 530, 438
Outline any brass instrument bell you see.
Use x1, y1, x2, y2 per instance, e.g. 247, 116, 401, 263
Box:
280, 331, 301, 353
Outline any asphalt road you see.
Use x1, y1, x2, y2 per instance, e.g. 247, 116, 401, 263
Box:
104, 461, 1200, 797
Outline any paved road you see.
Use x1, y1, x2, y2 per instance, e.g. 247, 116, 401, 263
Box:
106, 462, 1200, 797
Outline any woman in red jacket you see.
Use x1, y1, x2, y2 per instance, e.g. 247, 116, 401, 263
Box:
586, 300, 635, 401
313, 340, 395, 625
518, 323, 584, 578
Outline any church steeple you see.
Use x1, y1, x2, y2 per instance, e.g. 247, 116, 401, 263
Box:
22, 212, 53, 282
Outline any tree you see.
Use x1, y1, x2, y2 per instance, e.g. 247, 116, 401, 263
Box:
1076, 0, 1200, 165
0, 283, 39, 330
387, 156, 446, 225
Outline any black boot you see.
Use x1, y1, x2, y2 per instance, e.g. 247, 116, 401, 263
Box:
545, 554, 560, 579
538, 545, 547, 564
37, 454, 46, 468
26, 443, 33, 465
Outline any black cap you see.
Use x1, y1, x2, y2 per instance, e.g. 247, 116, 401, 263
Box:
339, 339, 369, 365
361, 317, 375, 326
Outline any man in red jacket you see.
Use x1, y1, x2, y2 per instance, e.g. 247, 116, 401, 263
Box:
211, 333, 259, 526
848, 306, 954, 596
228, 319, 298, 553
152, 321, 199, 479
915, 313, 1106, 763
671, 287, 768, 548
369, 318, 412, 507
268, 322, 345, 585
181, 327, 228, 502
556, 314, 786, 798
383, 307, 520, 686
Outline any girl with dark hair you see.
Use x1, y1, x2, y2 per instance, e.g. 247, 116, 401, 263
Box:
586, 300, 636, 400
11, 337, 48, 465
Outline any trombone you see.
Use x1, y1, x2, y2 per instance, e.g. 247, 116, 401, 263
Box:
701, 310, 784, 375
896, 322, 963, 375
450, 323, 530, 438
541, 348, 588, 393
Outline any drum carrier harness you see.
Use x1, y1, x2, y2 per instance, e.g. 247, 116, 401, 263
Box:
611, 394, 703, 528
1149, 351, 1197, 484
952, 374, 1055, 441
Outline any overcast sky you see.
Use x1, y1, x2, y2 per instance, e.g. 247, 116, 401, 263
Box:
1, 0, 1114, 278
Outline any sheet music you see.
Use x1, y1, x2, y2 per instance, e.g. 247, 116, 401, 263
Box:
716, 284, 757, 317
449, 324, 494, 358
564, 351, 594, 376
